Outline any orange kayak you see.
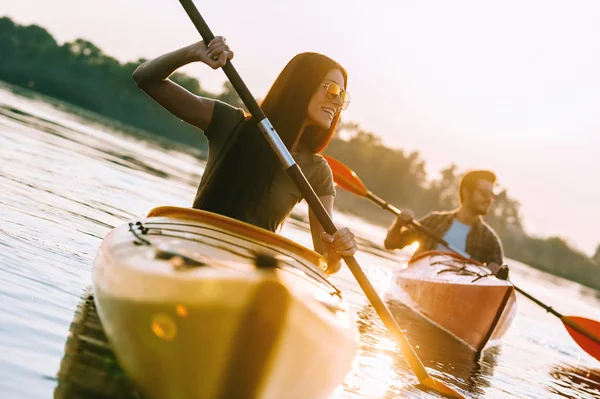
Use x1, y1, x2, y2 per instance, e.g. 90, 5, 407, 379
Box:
388, 251, 517, 352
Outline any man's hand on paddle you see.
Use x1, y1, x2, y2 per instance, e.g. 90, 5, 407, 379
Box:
383, 209, 415, 250
488, 262, 510, 280
396, 209, 415, 227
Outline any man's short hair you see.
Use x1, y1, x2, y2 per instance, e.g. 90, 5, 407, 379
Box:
459, 170, 496, 203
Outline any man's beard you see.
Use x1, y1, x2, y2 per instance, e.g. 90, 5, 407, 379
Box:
470, 203, 490, 216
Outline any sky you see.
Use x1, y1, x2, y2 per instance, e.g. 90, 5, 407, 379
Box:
2, 0, 599, 255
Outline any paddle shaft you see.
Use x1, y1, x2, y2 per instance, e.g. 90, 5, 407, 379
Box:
366, 192, 468, 256
326, 143, 600, 360
512, 285, 600, 344
365, 188, 600, 345
177, 0, 434, 383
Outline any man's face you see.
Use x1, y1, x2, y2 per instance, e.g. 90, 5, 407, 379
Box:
465, 179, 496, 215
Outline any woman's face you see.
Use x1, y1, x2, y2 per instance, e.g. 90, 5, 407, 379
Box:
305, 68, 346, 130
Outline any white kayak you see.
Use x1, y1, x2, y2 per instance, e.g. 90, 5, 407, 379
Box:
91, 206, 357, 399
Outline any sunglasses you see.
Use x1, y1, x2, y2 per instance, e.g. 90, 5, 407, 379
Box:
474, 188, 496, 200
321, 82, 351, 110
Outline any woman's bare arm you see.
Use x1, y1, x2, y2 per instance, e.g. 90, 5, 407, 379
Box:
132, 37, 233, 132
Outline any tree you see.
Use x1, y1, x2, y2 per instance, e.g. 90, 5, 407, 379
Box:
217, 81, 245, 110
0, 17, 237, 148
2, 17, 600, 290
593, 244, 600, 265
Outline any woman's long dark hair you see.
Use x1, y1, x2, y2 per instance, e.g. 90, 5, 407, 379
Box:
194, 52, 348, 223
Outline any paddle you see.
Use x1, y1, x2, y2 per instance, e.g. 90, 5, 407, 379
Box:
175, 1, 465, 397
323, 154, 600, 362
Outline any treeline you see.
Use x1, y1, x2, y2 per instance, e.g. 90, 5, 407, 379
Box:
2, 17, 599, 290
325, 128, 600, 290
0, 16, 243, 149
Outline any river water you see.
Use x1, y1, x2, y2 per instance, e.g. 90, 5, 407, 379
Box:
1, 83, 599, 399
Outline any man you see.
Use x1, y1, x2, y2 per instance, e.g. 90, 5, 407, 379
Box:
384, 170, 509, 279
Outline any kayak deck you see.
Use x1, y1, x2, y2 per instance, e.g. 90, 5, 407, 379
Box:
389, 251, 517, 352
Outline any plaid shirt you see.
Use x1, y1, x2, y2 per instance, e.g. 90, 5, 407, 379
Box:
395, 210, 504, 265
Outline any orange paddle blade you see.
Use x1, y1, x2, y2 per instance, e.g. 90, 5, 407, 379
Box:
323, 155, 369, 197
563, 316, 600, 361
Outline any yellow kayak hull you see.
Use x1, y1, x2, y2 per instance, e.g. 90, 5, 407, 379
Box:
92, 206, 357, 399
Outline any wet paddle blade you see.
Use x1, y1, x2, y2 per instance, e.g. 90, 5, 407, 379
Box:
421, 376, 466, 399
563, 316, 600, 361
323, 155, 369, 197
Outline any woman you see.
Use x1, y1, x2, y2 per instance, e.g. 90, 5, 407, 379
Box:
132, 36, 357, 274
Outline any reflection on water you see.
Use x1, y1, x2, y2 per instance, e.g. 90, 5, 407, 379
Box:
2, 83, 600, 399
548, 364, 600, 398
355, 301, 498, 398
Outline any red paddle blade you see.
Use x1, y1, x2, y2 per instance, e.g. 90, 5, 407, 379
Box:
322, 155, 369, 197
563, 316, 600, 361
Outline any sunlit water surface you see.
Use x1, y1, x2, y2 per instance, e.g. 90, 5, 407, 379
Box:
1, 84, 599, 399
